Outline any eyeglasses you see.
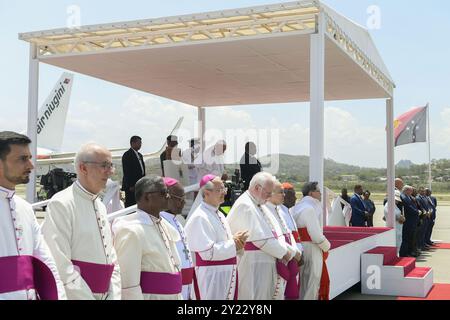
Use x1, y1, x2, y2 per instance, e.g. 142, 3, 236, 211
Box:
169, 193, 186, 201
213, 187, 228, 193
84, 161, 115, 170
147, 189, 169, 197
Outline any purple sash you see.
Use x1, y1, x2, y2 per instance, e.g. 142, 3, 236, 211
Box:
71, 260, 114, 294
0, 255, 58, 300
193, 253, 238, 300
195, 253, 237, 267
140, 271, 182, 295
283, 233, 300, 300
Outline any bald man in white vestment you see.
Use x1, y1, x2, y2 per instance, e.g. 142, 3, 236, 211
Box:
42, 143, 121, 300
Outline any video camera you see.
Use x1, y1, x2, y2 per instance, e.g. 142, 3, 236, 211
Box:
39, 168, 77, 200
220, 169, 244, 215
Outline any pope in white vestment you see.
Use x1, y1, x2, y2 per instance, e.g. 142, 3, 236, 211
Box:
197, 141, 227, 179
0, 187, 66, 300
292, 183, 331, 300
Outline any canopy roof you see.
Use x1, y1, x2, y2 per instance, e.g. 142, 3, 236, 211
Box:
19, 1, 394, 107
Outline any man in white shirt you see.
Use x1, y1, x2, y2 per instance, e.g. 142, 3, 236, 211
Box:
42, 143, 121, 300
185, 174, 248, 300
0, 131, 65, 300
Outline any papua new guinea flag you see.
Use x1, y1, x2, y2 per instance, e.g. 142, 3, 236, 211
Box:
394, 106, 427, 147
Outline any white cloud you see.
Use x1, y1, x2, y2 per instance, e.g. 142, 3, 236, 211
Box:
324, 107, 386, 167
59, 95, 448, 169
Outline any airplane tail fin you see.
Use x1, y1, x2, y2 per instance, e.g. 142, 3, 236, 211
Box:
37, 73, 74, 152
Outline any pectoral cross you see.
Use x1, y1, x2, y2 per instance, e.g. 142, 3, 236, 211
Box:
182, 246, 191, 260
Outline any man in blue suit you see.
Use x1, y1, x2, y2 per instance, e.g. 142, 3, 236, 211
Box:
416, 187, 431, 251
399, 186, 421, 257
350, 185, 368, 227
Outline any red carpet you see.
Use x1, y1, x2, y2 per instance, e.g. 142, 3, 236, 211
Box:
432, 243, 450, 250
397, 284, 450, 300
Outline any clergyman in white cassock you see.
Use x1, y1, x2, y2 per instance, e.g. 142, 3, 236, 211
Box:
114, 176, 184, 300
227, 172, 292, 300
185, 175, 248, 300
41, 144, 121, 300
264, 180, 302, 300
0, 131, 65, 300
160, 177, 194, 300
292, 182, 331, 300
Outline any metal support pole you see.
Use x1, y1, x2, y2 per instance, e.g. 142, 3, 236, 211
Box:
386, 98, 396, 228
26, 44, 39, 203
309, 13, 326, 223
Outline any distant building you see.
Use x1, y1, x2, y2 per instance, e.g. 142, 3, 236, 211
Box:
340, 175, 358, 182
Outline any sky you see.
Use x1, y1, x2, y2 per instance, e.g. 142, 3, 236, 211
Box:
0, 0, 449, 168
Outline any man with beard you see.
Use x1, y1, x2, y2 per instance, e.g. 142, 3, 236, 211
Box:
0, 131, 65, 300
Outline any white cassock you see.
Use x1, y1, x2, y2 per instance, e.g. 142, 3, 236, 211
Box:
184, 201, 238, 300
101, 179, 124, 214
0, 186, 66, 300
197, 146, 225, 178
227, 192, 290, 300
384, 203, 403, 251
41, 181, 121, 300
292, 196, 331, 300
279, 205, 304, 253
113, 210, 183, 300
182, 149, 201, 185
264, 202, 302, 299
161, 211, 194, 300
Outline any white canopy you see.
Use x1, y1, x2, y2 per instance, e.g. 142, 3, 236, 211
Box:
20, 1, 394, 106
21, 0, 397, 232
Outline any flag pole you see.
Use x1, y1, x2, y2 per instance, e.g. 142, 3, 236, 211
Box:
427, 103, 432, 190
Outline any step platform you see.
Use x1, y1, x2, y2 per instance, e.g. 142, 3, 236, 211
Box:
361, 246, 433, 298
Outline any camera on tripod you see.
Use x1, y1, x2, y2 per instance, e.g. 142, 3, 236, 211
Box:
220, 169, 244, 215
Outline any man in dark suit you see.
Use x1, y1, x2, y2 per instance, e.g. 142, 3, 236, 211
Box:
399, 186, 421, 257
425, 188, 437, 246
122, 136, 146, 207
240, 142, 262, 191
416, 187, 431, 251
350, 185, 368, 227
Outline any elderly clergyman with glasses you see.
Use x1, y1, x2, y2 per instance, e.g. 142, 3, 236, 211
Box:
227, 172, 293, 300
184, 174, 248, 300
42, 143, 121, 300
